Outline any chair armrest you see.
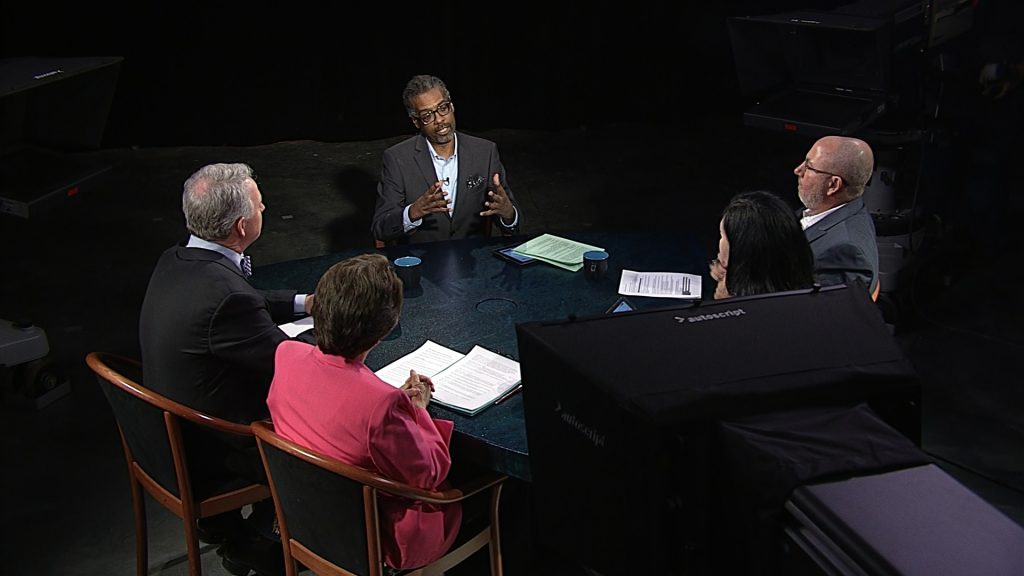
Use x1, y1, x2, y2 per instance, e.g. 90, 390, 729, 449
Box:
87, 351, 257, 439
187, 410, 259, 438
349, 467, 506, 506
251, 420, 506, 505
416, 471, 508, 504
297, 444, 505, 505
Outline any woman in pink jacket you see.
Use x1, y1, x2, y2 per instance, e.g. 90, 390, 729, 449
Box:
267, 253, 459, 570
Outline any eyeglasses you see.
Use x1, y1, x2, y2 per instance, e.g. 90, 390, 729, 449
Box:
413, 101, 453, 125
800, 160, 843, 180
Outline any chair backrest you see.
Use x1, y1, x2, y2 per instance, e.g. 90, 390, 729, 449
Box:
253, 421, 507, 576
89, 352, 184, 496
87, 351, 260, 502
252, 420, 379, 575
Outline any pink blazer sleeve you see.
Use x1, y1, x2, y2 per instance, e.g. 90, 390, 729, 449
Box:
367, 392, 454, 489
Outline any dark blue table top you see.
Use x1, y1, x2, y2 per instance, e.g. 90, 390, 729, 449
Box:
253, 230, 708, 481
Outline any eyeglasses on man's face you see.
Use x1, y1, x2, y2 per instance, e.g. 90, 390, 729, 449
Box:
413, 101, 454, 125
799, 160, 843, 180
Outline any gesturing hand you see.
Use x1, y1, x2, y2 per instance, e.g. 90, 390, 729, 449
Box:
409, 181, 451, 221
480, 173, 515, 221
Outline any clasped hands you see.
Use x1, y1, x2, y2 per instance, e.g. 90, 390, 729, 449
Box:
401, 369, 435, 409
408, 173, 514, 221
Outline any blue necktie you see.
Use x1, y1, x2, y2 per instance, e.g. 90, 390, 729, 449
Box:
240, 254, 252, 278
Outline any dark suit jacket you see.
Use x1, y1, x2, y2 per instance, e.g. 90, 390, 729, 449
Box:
371, 132, 520, 243
139, 244, 298, 425
139, 244, 300, 492
803, 198, 879, 294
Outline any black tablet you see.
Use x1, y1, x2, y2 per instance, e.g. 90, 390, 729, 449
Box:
494, 246, 539, 266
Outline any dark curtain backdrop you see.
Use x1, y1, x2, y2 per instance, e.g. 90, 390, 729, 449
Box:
1, 1, 862, 147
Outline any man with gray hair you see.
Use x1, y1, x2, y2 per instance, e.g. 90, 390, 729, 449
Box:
140, 163, 310, 576
794, 136, 880, 296
372, 74, 521, 244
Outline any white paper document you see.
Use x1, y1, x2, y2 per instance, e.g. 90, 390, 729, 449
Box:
374, 340, 466, 388
375, 341, 521, 416
431, 346, 521, 415
618, 269, 701, 299
278, 316, 314, 338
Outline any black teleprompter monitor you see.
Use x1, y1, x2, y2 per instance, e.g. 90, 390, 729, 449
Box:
0, 57, 122, 219
727, 1, 926, 137
516, 284, 919, 575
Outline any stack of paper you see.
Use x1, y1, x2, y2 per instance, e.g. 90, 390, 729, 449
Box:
512, 233, 604, 272
375, 340, 521, 416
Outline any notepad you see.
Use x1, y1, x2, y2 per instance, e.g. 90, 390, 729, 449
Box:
512, 233, 604, 272
375, 340, 522, 416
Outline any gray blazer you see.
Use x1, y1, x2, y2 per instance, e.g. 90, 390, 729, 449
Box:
803, 198, 880, 294
371, 132, 520, 243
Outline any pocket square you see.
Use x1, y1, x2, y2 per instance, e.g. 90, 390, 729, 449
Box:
466, 174, 485, 188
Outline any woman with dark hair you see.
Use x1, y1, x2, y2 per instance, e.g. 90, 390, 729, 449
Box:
710, 190, 815, 299
267, 253, 460, 571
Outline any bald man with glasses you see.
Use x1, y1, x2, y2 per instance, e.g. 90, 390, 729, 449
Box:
794, 136, 880, 295
371, 74, 520, 244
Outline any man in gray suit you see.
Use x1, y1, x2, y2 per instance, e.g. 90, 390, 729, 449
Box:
794, 136, 880, 295
371, 74, 520, 244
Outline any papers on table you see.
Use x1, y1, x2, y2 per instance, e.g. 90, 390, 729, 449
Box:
513, 233, 604, 272
374, 340, 465, 387
278, 316, 314, 338
375, 340, 521, 416
618, 269, 701, 299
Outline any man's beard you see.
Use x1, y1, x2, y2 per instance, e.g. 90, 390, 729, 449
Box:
427, 122, 454, 145
799, 183, 825, 211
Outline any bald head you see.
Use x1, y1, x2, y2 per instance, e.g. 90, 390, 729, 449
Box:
816, 136, 874, 196
795, 136, 875, 214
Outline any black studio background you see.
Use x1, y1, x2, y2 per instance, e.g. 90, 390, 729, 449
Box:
1, 1, 746, 147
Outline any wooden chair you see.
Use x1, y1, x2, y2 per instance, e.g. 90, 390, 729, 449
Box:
86, 352, 272, 576
251, 420, 507, 576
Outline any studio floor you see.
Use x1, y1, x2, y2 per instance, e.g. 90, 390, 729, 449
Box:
1, 119, 1021, 575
